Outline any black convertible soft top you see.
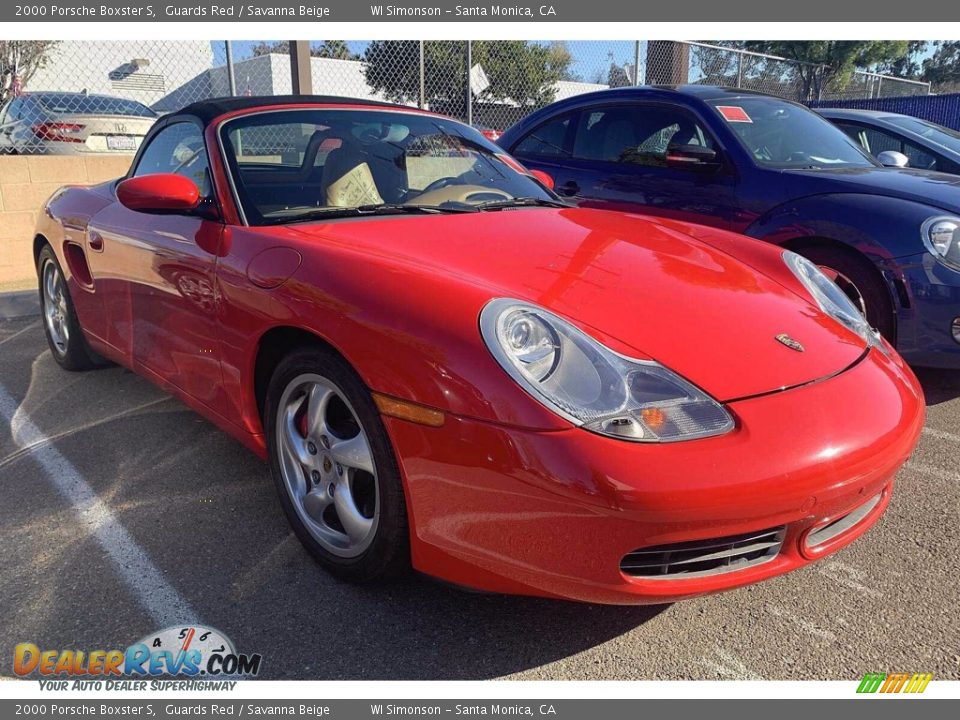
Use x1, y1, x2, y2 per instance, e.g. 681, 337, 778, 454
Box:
177, 95, 414, 126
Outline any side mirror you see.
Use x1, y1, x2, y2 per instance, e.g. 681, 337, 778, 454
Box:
877, 150, 909, 168
666, 143, 720, 170
529, 169, 555, 191
117, 173, 200, 213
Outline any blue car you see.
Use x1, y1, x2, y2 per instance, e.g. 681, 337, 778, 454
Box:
819, 108, 960, 175
500, 85, 960, 368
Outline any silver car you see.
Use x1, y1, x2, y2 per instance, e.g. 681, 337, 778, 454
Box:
0, 92, 157, 155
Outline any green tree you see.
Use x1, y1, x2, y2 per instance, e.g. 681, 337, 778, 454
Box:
547, 42, 580, 82
876, 40, 928, 79
363, 41, 571, 117
314, 40, 359, 61
0, 41, 58, 103
922, 41, 960, 92
743, 41, 909, 100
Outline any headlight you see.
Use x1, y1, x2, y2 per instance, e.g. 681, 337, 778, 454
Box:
782, 251, 885, 351
480, 298, 734, 442
922, 216, 960, 270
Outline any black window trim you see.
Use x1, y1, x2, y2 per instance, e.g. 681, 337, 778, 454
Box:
125, 114, 220, 216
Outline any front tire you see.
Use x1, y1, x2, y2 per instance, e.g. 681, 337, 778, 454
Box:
264, 347, 410, 583
37, 244, 106, 371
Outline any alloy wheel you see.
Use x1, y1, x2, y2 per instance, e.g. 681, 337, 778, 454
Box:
42, 259, 70, 354
275, 373, 380, 558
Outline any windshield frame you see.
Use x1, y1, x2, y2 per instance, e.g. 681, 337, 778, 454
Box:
709, 97, 880, 170
216, 106, 553, 226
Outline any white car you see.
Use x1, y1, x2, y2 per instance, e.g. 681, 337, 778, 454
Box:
0, 91, 157, 155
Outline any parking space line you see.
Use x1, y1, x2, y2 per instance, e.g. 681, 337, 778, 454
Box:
0, 383, 200, 627
0, 320, 40, 348
0, 396, 173, 474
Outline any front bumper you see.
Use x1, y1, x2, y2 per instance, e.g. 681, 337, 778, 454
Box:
384, 347, 924, 605
892, 252, 960, 368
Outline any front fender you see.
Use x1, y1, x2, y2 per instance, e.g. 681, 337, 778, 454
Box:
217, 227, 569, 438
744, 193, 938, 262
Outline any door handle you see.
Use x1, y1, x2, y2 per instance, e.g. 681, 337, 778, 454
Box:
556, 180, 580, 197
88, 231, 104, 252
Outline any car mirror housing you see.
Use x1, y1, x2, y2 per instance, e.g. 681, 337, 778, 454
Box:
877, 150, 909, 168
665, 143, 721, 170
117, 173, 201, 214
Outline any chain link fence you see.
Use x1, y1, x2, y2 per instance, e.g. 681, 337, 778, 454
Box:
0, 39, 931, 154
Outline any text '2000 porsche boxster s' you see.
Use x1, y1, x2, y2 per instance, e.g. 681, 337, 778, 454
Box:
33, 96, 924, 604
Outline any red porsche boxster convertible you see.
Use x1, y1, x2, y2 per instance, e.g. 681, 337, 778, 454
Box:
33, 96, 924, 604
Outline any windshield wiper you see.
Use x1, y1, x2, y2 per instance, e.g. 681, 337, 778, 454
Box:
264, 203, 477, 225
473, 197, 572, 211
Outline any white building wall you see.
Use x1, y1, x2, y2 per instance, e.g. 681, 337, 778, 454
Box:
28, 41, 215, 109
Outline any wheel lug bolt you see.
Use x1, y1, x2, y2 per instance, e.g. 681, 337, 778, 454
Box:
310, 470, 321, 484
336, 464, 343, 477
320, 435, 330, 449
307, 442, 317, 455
328, 483, 336, 495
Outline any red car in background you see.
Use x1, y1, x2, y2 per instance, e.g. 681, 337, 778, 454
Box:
33, 96, 924, 604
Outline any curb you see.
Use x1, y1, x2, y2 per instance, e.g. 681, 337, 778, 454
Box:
0, 290, 40, 320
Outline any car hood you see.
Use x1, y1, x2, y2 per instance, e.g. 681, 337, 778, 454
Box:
785, 166, 960, 213
289, 208, 867, 403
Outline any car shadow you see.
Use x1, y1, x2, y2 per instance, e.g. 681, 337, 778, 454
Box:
0, 351, 669, 681
913, 367, 960, 406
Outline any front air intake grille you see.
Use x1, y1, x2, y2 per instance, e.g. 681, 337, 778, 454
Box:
621, 526, 786, 579
806, 492, 882, 549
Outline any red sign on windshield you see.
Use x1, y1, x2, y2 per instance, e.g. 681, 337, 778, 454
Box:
717, 105, 753, 123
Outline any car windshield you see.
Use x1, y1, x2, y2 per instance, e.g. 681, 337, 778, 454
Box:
220, 109, 557, 225
710, 98, 877, 169
884, 115, 960, 153
34, 93, 157, 117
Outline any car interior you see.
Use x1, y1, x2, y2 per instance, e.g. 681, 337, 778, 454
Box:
223, 114, 533, 221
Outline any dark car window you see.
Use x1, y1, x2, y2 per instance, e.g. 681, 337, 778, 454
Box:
34, 93, 156, 118
571, 104, 714, 166
861, 127, 901, 155
902, 141, 938, 171
842, 123, 942, 171
834, 121, 865, 146
133, 122, 211, 197
713, 98, 875, 169
512, 113, 574, 158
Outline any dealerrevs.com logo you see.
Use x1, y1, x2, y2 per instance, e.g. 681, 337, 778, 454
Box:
857, 673, 933, 694
14, 625, 262, 689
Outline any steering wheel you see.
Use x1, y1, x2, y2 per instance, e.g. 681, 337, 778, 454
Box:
421, 177, 458, 193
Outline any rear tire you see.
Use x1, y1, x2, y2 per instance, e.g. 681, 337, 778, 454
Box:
37, 244, 107, 371
264, 346, 410, 583
796, 245, 896, 342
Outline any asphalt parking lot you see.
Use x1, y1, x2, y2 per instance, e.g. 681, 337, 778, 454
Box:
1, 311, 958, 681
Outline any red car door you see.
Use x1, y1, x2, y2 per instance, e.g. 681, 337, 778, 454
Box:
92, 120, 228, 414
